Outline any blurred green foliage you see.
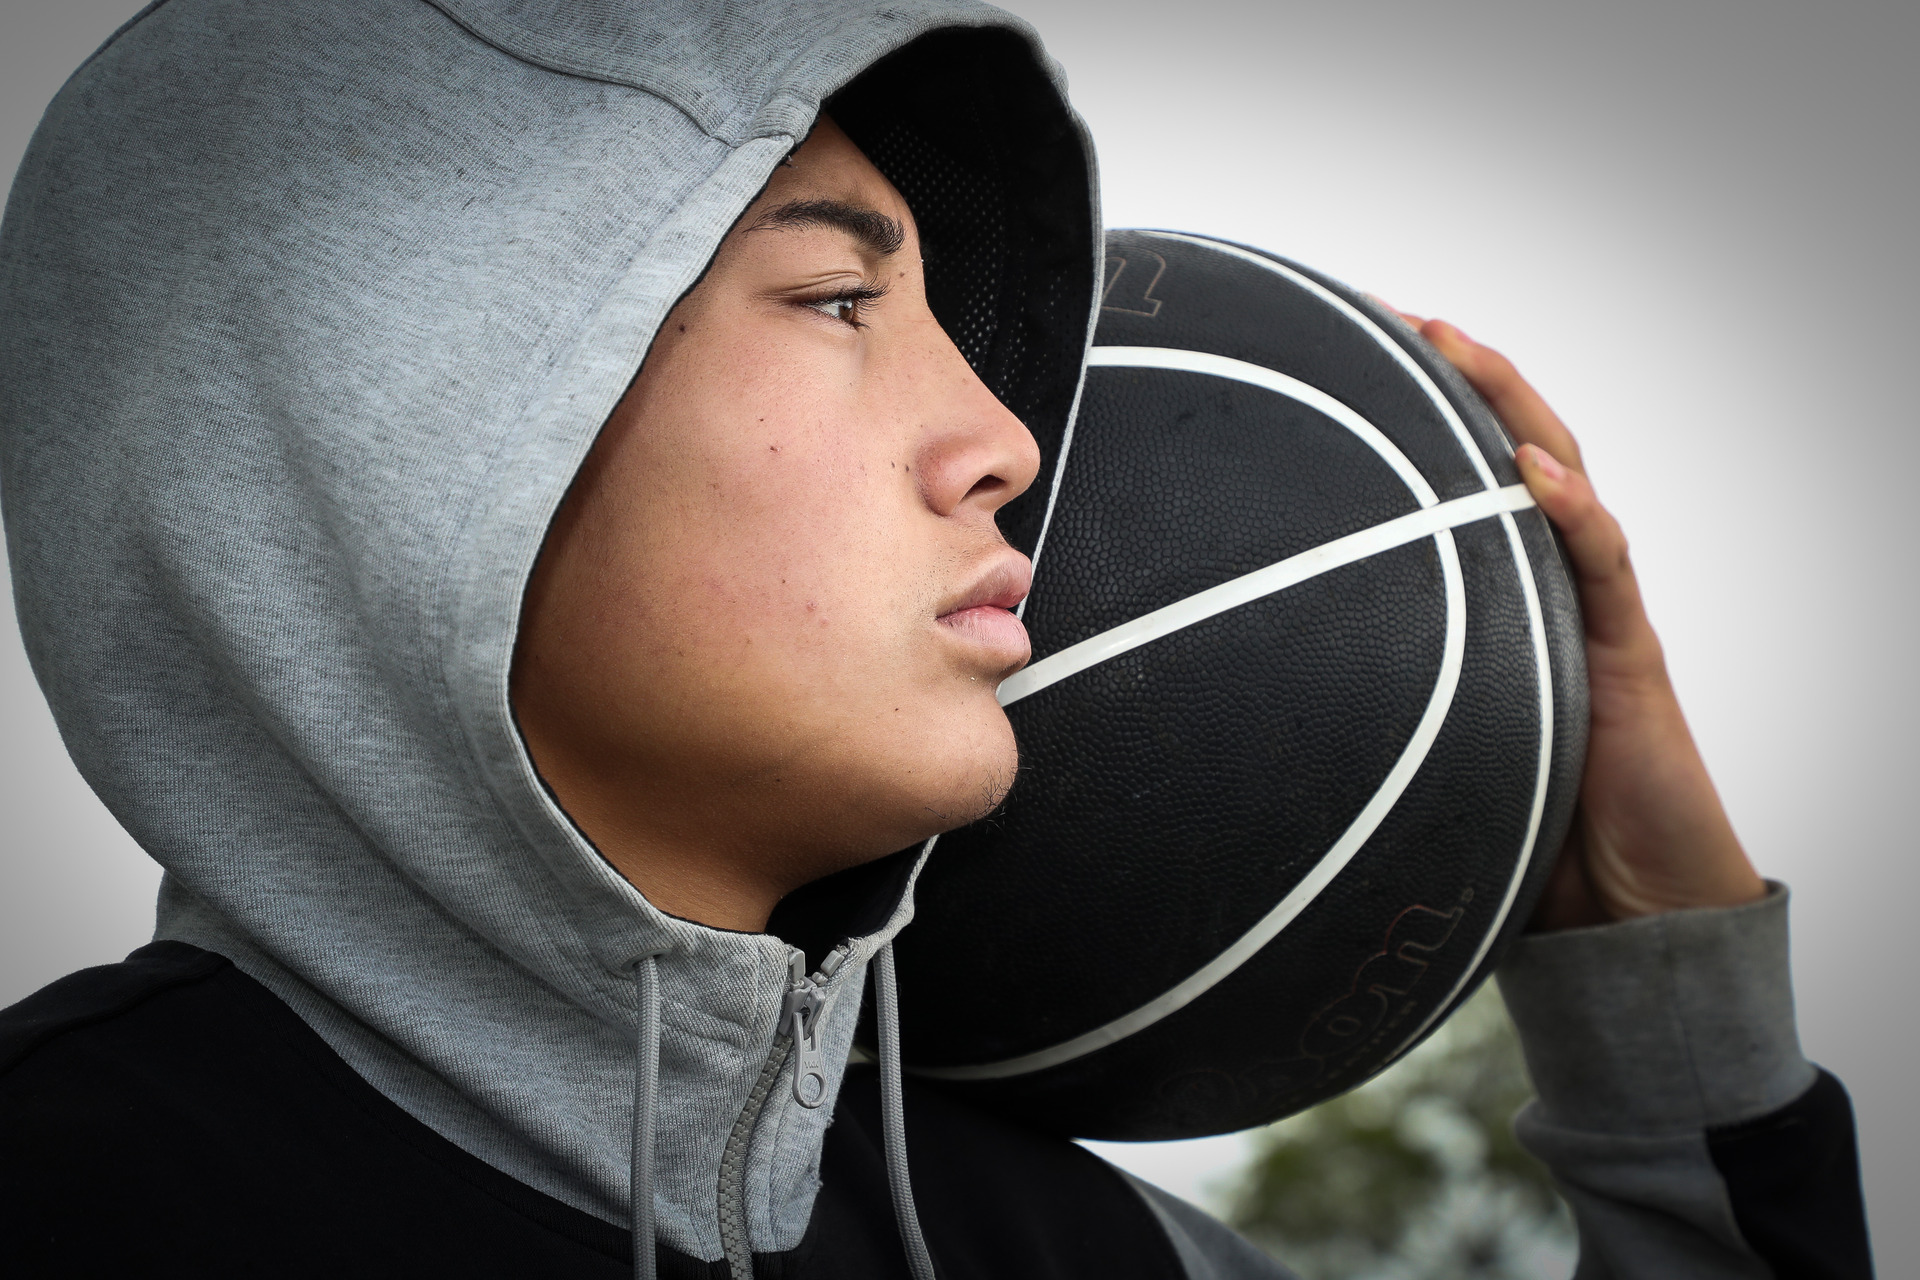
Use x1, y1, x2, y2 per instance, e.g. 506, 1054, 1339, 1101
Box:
1227, 984, 1574, 1280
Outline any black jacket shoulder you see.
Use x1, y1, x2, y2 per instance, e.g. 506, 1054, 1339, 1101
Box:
0, 942, 639, 1277
0, 943, 1214, 1279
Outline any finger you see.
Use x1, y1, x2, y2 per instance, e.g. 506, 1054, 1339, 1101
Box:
1420, 320, 1586, 475
1515, 443, 1655, 654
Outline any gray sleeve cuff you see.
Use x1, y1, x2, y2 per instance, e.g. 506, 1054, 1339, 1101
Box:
1496, 883, 1814, 1135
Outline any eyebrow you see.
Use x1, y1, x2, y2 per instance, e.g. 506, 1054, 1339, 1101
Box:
749, 198, 906, 258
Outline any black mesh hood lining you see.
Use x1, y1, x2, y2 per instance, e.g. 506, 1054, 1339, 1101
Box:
831, 27, 1095, 558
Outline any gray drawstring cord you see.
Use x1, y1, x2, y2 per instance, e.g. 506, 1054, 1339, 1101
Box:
631, 953, 663, 1280
873, 941, 938, 1280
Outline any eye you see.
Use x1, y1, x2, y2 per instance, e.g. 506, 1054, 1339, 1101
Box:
800, 285, 886, 329
806, 295, 862, 325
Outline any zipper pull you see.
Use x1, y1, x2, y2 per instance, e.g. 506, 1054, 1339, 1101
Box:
784, 953, 829, 1109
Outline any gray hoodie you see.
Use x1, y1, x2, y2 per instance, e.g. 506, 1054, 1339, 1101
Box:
0, 0, 1098, 1266
2, 2, 1857, 1278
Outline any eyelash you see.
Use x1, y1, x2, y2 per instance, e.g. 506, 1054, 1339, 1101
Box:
800, 284, 888, 329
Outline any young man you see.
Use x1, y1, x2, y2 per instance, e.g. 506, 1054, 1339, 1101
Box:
0, 1, 1871, 1277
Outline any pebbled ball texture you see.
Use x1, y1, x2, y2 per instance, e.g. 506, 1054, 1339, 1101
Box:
891, 231, 1589, 1140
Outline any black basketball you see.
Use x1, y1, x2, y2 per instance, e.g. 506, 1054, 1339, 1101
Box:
891, 230, 1589, 1140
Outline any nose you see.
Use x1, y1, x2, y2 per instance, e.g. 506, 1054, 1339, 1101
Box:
914, 334, 1043, 522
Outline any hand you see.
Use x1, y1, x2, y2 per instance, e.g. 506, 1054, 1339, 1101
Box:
1407, 316, 1767, 931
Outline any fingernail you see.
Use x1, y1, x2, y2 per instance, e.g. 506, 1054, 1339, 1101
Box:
1438, 319, 1473, 344
1524, 445, 1566, 482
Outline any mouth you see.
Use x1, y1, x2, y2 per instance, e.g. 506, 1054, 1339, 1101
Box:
935, 552, 1033, 668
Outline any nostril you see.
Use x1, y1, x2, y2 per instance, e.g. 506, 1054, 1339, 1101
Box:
963, 475, 1007, 503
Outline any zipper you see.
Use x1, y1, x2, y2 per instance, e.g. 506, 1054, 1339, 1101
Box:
714, 943, 853, 1280
784, 944, 849, 1109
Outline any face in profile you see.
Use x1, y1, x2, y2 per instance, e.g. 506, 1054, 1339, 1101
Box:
512, 117, 1039, 931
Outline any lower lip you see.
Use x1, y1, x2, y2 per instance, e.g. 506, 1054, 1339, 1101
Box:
937, 605, 1030, 662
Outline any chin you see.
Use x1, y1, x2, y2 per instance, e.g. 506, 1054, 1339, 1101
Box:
909, 703, 1020, 835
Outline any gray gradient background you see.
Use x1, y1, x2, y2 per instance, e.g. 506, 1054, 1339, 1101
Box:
2, 1, 1913, 1271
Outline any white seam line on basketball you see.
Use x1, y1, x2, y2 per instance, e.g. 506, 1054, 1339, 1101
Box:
997, 483, 1533, 708
1000, 342, 1513, 708
1086, 346, 1441, 503
1133, 236, 1560, 1061
1137, 231, 1501, 491
1124, 239, 1562, 1060
930, 352, 1515, 1082
1138, 239, 1558, 889
1383, 509, 1557, 1064
1136, 235, 1563, 1054
919, 524, 1471, 1083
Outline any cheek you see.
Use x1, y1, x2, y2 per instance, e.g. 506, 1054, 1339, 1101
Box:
623, 405, 933, 709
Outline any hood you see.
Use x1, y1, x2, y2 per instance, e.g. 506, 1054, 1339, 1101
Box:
0, 0, 1097, 1263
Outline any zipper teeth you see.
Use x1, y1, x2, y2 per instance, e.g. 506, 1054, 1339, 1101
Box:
715, 946, 853, 1280
717, 1032, 791, 1280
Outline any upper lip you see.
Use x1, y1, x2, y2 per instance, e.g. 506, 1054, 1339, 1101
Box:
937, 551, 1032, 619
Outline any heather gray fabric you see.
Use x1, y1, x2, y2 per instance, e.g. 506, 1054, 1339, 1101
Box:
1499, 885, 1812, 1278
0, 0, 1097, 1263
